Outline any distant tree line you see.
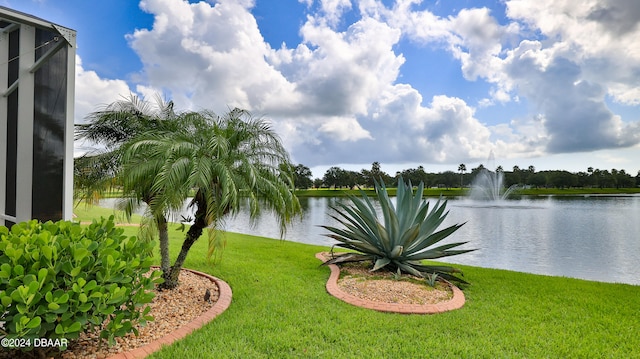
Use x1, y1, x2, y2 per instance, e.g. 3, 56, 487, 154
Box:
288, 162, 640, 190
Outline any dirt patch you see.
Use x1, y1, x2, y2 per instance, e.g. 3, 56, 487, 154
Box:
337, 262, 453, 305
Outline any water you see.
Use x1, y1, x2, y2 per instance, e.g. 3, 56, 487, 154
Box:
442, 196, 640, 285
100, 195, 640, 285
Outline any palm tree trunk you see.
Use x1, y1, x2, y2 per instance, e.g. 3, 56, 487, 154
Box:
160, 203, 207, 289
156, 215, 171, 275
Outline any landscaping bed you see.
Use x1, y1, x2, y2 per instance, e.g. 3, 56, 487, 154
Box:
1, 270, 217, 359
337, 261, 453, 305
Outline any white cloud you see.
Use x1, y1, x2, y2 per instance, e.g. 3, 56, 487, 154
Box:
318, 116, 372, 141
84, 0, 639, 170
361, 0, 452, 43
497, 0, 640, 153
286, 16, 404, 116
506, 0, 640, 105
130, 0, 300, 112
448, 8, 508, 82
73, 55, 134, 155
74, 55, 132, 124
318, 0, 353, 25
372, 0, 640, 155
120, 0, 522, 166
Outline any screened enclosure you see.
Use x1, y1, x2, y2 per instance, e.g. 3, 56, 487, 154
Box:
0, 6, 75, 226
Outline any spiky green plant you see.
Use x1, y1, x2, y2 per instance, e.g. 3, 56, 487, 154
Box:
321, 177, 474, 284
425, 273, 439, 287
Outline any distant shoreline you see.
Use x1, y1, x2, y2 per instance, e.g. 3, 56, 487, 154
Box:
293, 187, 640, 197
93, 187, 640, 199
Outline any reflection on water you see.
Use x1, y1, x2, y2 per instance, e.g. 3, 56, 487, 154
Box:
100, 195, 640, 285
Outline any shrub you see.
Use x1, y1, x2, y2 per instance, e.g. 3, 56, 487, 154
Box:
321, 177, 474, 284
0, 216, 162, 356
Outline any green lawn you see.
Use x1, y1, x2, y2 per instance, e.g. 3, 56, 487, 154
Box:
73, 206, 640, 358
295, 187, 640, 197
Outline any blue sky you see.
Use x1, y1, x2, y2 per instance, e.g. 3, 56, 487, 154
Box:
4, 0, 640, 177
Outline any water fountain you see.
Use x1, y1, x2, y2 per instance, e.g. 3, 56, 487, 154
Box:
469, 168, 518, 201
469, 151, 518, 201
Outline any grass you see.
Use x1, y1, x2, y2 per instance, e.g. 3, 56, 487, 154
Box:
295, 187, 640, 197
72, 206, 640, 358
296, 187, 467, 197
72, 201, 145, 223
514, 187, 640, 196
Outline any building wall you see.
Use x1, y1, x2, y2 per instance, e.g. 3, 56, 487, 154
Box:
0, 7, 76, 227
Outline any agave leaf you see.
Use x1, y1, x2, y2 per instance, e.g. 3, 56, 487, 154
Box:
398, 223, 421, 249
394, 261, 424, 277
322, 253, 372, 266
396, 180, 421, 232
433, 272, 469, 285
413, 200, 431, 225
322, 217, 382, 247
376, 222, 392, 252
376, 184, 399, 249
348, 195, 378, 223
413, 248, 476, 260
408, 242, 475, 261
411, 264, 469, 285
418, 200, 444, 228
390, 195, 409, 245
338, 199, 383, 240
326, 205, 381, 246
323, 214, 379, 247
389, 245, 403, 258
357, 189, 378, 217
412, 264, 463, 273
323, 205, 387, 255
375, 178, 395, 211
333, 242, 382, 255
372, 257, 391, 271
417, 197, 447, 227
322, 231, 383, 255
411, 181, 425, 212
406, 223, 466, 255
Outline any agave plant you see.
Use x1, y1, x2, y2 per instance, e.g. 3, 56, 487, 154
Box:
321, 177, 474, 284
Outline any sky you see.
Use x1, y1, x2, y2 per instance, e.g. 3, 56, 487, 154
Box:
3, 0, 640, 178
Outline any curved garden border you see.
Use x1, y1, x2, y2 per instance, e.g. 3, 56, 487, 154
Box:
316, 252, 465, 314
107, 268, 232, 359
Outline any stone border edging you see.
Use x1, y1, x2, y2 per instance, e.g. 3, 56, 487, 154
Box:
316, 252, 465, 314
107, 268, 232, 359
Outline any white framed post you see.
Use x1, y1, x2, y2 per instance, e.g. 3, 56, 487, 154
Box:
0, 7, 76, 225
0, 27, 7, 224
15, 23, 35, 223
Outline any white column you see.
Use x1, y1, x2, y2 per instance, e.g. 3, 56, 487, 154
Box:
15, 24, 35, 223
63, 33, 76, 221
0, 29, 7, 226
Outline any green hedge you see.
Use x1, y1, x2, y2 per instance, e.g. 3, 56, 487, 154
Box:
0, 216, 162, 356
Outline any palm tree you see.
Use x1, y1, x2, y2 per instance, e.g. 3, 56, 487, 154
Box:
75, 94, 180, 280
458, 163, 466, 188
77, 96, 301, 289
121, 108, 301, 288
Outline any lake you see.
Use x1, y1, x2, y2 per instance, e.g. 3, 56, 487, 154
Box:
101, 194, 640, 285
